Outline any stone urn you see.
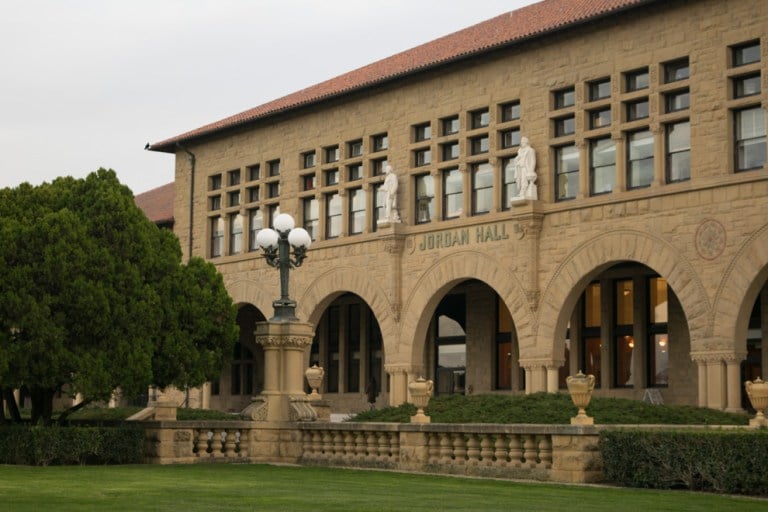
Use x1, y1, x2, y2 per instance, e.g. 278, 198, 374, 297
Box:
745, 377, 768, 427
566, 371, 596, 425
305, 365, 325, 401
408, 377, 434, 424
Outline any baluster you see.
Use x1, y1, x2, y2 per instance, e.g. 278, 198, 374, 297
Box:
321, 430, 333, 460
343, 431, 355, 460
223, 429, 237, 457
509, 434, 523, 467
389, 431, 400, 463
538, 435, 552, 469
354, 431, 367, 461
195, 429, 208, 457
332, 431, 345, 462
480, 434, 494, 466
213, 429, 225, 457
523, 434, 537, 468
439, 433, 453, 464
466, 434, 481, 466
238, 429, 249, 458
494, 434, 510, 467
427, 433, 441, 463
308, 431, 321, 460
452, 433, 467, 465
366, 432, 378, 462
375, 432, 388, 462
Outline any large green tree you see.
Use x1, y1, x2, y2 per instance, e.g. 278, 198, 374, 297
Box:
0, 169, 238, 424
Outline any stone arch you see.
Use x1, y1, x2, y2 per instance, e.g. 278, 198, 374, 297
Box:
227, 279, 274, 319
538, 230, 710, 360
712, 223, 768, 353
401, 250, 532, 365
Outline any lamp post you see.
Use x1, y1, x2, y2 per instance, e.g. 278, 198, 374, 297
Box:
255, 213, 312, 322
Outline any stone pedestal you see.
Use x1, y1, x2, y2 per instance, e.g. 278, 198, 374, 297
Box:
241, 320, 317, 422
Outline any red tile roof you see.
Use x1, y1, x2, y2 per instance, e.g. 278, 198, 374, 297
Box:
149, 0, 654, 153
134, 182, 174, 225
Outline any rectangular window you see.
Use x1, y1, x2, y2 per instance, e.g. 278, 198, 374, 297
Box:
325, 145, 339, 163
229, 213, 243, 255
648, 277, 669, 387
414, 148, 431, 166
414, 123, 431, 142
589, 108, 611, 129
348, 163, 363, 181
248, 209, 263, 251
442, 168, 463, 219
589, 79, 611, 101
347, 304, 361, 392
735, 107, 767, 171
500, 101, 521, 122
733, 41, 761, 67
228, 169, 241, 186
303, 198, 318, 241
502, 157, 517, 208
555, 144, 579, 201
470, 108, 490, 129
302, 174, 316, 191
372, 133, 388, 152
209, 195, 221, 211
248, 165, 260, 181
582, 282, 601, 389
415, 174, 434, 224
372, 158, 388, 176
734, 74, 761, 98
442, 115, 459, 135
626, 99, 649, 121
373, 183, 385, 230
665, 90, 690, 112
303, 151, 316, 169
267, 204, 280, 228
210, 216, 224, 257
625, 68, 649, 91
325, 168, 339, 186
326, 306, 340, 393
441, 141, 459, 161
325, 192, 341, 238
247, 186, 260, 202
664, 58, 689, 83
666, 121, 691, 183
470, 135, 489, 155
267, 182, 280, 198
555, 115, 575, 136
501, 128, 521, 149
471, 162, 493, 215
268, 160, 280, 177
210, 174, 222, 190
348, 188, 366, 235
614, 280, 634, 388
229, 190, 240, 207
590, 138, 616, 195
348, 139, 363, 158
554, 87, 575, 109
627, 130, 654, 189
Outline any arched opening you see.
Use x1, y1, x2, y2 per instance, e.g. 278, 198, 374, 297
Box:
741, 282, 768, 409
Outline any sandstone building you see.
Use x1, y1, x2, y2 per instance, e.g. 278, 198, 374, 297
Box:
147, 0, 768, 414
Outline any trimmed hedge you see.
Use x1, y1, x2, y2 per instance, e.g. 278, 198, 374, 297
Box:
0, 426, 144, 466
599, 429, 768, 496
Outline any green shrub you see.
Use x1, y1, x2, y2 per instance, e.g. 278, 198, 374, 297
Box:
0, 426, 144, 466
599, 429, 768, 496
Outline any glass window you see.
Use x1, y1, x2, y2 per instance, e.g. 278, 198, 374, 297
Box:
373, 183, 385, 230
664, 58, 689, 83
348, 163, 363, 181
325, 168, 339, 186
625, 68, 649, 91
415, 148, 431, 166
441, 141, 459, 161
325, 192, 341, 238
267, 182, 280, 198
248, 208, 263, 251
590, 108, 611, 129
229, 213, 243, 255
372, 133, 388, 152
442, 116, 459, 135
267, 204, 280, 228
372, 158, 388, 176
268, 160, 280, 177
348, 139, 363, 158
414, 123, 431, 142
501, 129, 521, 149
584, 283, 601, 327
302, 174, 316, 191
589, 79, 611, 101
247, 186, 259, 202
229, 191, 240, 207
626, 99, 649, 121
502, 157, 517, 208
325, 145, 339, 163
471, 162, 493, 215
627, 130, 654, 189
248, 165, 260, 181
649, 277, 669, 387
348, 188, 366, 235
470, 108, 490, 129
442, 167, 463, 219
665, 90, 690, 112
734, 74, 761, 98
415, 174, 434, 224
616, 280, 633, 325
666, 121, 691, 183
735, 107, 767, 171
650, 277, 668, 324
555, 144, 579, 201
303, 151, 316, 169
590, 138, 616, 195
471, 135, 489, 155
555, 116, 575, 136
303, 198, 318, 241
209, 195, 221, 211
228, 169, 241, 186
500, 101, 521, 122
554, 87, 575, 109
210, 216, 224, 257
733, 41, 760, 66
210, 174, 222, 190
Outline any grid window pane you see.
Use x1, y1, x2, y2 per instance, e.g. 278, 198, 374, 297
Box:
733, 41, 760, 66
664, 58, 689, 83
303, 198, 318, 241
555, 88, 575, 109
735, 107, 767, 171
555, 144, 579, 200
502, 157, 518, 207
626, 69, 649, 91
501, 101, 521, 122
665, 90, 689, 112
303, 152, 316, 168
628, 130, 654, 188
414, 123, 431, 142
666, 121, 691, 182
415, 174, 435, 224
210, 217, 224, 257
589, 79, 611, 101
555, 116, 575, 136
502, 129, 521, 148
442, 142, 459, 160
442, 116, 459, 135
734, 75, 761, 98
471, 109, 490, 129
415, 148, 431, 166
590, 108, 611, 129
590, 138, 616, 195
443, 168, 463, 219
471, 162, 493, 215
229, 213, 243, 254
349, 188, 366, 234
326, 193, 341, 238
627, 99, 649, 121
248, 208, 263, 251
373, 134, 388, 151
471, 136, 489, 154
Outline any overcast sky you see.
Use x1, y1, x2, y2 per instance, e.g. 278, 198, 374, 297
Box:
1, 1, 537, 196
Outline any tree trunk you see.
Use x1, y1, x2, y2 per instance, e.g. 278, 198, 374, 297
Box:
30, 388, 55, 426
57, 399, 91, 426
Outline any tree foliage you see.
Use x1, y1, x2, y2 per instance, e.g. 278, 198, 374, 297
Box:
0, 169, 238, 424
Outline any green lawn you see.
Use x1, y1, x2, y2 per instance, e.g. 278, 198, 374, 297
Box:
1, 464, 765, 512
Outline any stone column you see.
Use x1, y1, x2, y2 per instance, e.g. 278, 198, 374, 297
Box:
691, 350, 744, 411
385, 363, 422, 405
725, 353, 746, 412
519, 360, 547, 393
546, 362, 564, 392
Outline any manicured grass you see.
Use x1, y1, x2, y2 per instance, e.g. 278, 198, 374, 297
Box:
0, 464, 765, 512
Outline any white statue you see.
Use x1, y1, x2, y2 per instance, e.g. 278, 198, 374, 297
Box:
380, 164, 401, 224
513, 137, 537, 201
